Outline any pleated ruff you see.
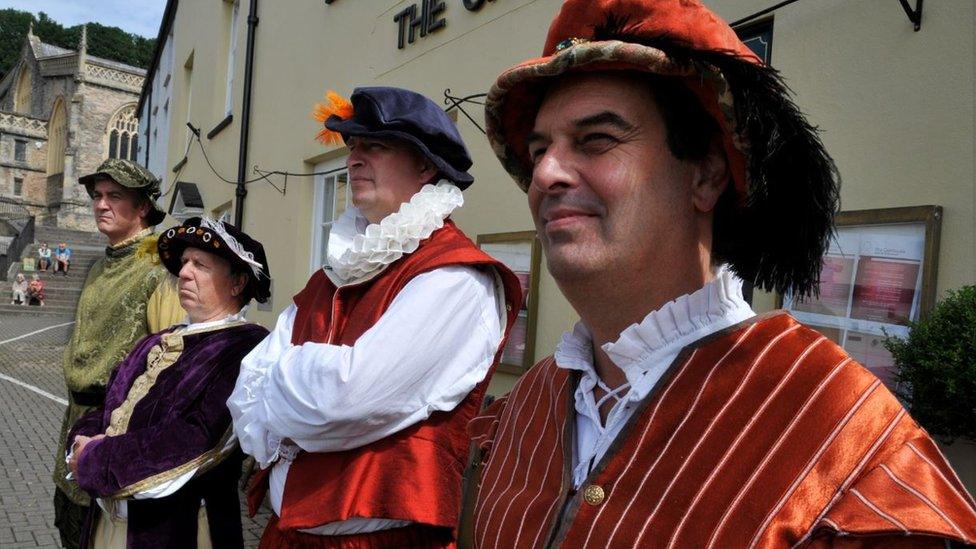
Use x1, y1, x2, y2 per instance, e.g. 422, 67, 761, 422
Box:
470, 312, 976, 548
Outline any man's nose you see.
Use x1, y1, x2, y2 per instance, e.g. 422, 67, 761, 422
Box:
347, 148, 364, 169
531, 145, 577, 194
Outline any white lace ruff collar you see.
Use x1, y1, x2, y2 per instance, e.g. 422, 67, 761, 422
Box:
555, 266, 756, 395
325, 180, 463, 285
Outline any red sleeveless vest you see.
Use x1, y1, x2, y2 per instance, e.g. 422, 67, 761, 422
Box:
249, 221, 522, 532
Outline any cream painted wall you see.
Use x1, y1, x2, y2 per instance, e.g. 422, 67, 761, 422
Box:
709, 0, 976, 311
157, 0, 974, 407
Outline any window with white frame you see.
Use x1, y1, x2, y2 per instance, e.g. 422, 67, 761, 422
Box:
224, 0, 240, 116
311, 157, 351, 272
184, 52, 194, 150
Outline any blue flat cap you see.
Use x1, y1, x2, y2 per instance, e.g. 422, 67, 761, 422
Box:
325, 87, 475, 189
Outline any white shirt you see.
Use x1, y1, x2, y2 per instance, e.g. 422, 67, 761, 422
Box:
228, 183, 506, 535
555, 267, 756, 488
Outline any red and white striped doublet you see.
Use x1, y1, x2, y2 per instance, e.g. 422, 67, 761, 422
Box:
469, 313, 976, 548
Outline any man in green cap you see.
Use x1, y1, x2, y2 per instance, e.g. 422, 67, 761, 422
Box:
52, 158, 185, 549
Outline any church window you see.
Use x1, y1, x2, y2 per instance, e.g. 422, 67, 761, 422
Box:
14, 67, 31, 114
14, 140, 27, 162
109, 131, 119, 159
106, 104, 139, 161
46, 98, 67, 176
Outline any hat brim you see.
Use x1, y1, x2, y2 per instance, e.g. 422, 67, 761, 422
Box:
157, 225, 271, 303
326, 118, 475, 190
79, 172, 167, 227
484, 40, 749, 196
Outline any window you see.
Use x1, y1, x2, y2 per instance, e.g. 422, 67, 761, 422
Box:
14, 67, 30, 114
14, 140, 27, 162
311, 158, 351, 271
184, 52, 194, 149
13, 177, 23, 197
106, 104, 138, 160
224, 0, 240, 116
736, 19, 773, 65
46, 98, 66, 175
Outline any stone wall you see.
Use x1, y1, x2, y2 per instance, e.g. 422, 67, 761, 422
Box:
0, 37, 143, 232
73, 82, 139, 183
0, 125, 46, 204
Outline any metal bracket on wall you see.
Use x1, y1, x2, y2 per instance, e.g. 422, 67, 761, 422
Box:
443, 89, 487, 135
733, 0, 923, 33
898, 0, 923, 31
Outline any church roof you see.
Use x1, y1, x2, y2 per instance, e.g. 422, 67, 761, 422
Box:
34, 42, 73, 58
31, 39, 146, 75
88, 55, 146, 75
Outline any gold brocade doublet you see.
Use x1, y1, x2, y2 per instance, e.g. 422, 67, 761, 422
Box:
54, 231, 184, 505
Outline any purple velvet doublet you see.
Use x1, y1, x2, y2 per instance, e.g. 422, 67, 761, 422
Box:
69, 322, 268, 549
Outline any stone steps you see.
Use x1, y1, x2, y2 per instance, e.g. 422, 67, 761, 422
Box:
3, 227, 106, 319
0, 302, 77, 316
34, 226, 108, 248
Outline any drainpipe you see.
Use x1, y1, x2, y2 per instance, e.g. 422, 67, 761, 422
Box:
234, 0, 258, 228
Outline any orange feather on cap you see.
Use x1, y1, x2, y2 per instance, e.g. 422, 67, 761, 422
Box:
312, 90, 354, 145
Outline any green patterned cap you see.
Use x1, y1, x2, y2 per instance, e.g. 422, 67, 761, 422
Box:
79, 159, 166, 226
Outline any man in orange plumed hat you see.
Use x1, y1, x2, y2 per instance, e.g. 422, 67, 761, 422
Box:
229, 86, 523, 547
468, 1, 976, 547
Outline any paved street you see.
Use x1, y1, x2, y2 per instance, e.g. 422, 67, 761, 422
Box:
0, 314, 269, 548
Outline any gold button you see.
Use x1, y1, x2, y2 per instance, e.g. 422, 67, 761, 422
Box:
583, 484, 605, 506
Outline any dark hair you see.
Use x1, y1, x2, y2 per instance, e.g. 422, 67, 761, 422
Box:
589, 23, 840, 298
637, 73, 742, 276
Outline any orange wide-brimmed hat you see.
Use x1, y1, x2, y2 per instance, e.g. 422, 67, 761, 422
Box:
484, 0, 840, 297
486, 0, 759, 194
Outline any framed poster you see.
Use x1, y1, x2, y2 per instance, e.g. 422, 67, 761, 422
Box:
782, 206, 942, 391
477, 231, 542, 375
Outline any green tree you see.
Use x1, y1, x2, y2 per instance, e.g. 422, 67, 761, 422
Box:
0, 9, 35, 80
885, 285, 976, 443
0, 9, 155, 80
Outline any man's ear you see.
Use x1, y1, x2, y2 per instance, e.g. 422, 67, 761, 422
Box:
691, 138, 729, 213
416, 154, 438, 183
231, 272, 248, 297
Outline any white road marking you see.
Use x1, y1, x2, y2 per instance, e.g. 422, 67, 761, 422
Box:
0, 320, 75, 406
0, 373, 67, 406
0, 321, 75, 345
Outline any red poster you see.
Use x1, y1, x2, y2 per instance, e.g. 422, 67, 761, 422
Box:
850, 257, 919, 325
501, 313, 527, 366
792, 255, 854, 317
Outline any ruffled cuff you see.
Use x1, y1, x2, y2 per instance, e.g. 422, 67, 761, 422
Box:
228, 361, 278, 468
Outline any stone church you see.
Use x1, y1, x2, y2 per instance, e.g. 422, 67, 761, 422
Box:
0, 24, 145, 230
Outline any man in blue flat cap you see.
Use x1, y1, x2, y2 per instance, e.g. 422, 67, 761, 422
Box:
229, 87, 522, 547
